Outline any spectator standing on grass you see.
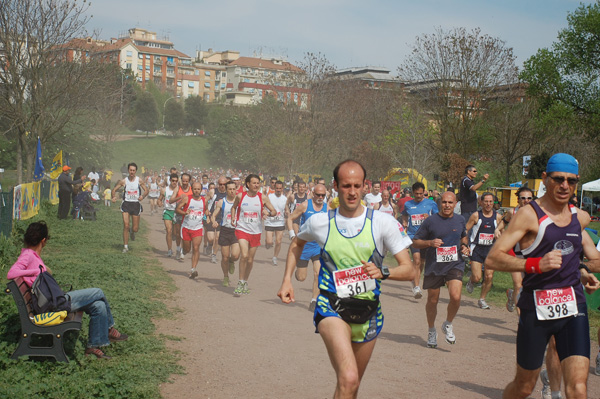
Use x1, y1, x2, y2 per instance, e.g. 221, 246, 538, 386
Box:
7, 221, 128, 359
57, 165, 83, 220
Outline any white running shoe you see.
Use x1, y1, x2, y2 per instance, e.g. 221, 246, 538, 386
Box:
412, 286, 423, 299
167, 249, 173, 257
478, 299, 490, 309
506, 289, 515, 312
178, 251, 185, 261
427, 329, 437, 348
466, 280, 474, 294
211, 254, 217, 264
272, 257, 278, 266
442, 321, 456, 344
189, 268, 198, 279
122, 247, 129, 254
540, 369, 551, 399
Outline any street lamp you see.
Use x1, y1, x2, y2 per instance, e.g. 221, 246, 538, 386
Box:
162, 96, 179, 131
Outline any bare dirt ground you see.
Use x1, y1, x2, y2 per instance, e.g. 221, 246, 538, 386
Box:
143, 211, 600, 399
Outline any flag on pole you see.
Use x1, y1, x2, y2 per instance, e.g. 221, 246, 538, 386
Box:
49, 150, 63, 179
33, 137, 45, 181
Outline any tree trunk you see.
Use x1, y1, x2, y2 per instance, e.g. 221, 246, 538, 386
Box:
16, 133, 23, 185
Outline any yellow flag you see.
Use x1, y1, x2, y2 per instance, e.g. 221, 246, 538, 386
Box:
49, 150, 62, 179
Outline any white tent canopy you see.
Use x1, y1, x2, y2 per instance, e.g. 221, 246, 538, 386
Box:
581, 178, 600, 214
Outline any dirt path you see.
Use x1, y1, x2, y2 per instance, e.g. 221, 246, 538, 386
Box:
142, 211, 600, 399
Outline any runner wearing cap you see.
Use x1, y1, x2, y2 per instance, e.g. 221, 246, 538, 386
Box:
487, 153, 600, 399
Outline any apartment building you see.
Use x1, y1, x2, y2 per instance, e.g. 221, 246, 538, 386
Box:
223, 56, 308, 107
335, 66, 401, 89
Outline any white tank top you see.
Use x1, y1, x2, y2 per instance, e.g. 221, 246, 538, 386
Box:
182, 197, 205, 230
379, 203, 394, 216
221, 198, 235, 229
264, 193, 287, 227
236, 192, 263, 235
149, 182, 160, 198
164, 185, 177, 211
123, 176, 140, 202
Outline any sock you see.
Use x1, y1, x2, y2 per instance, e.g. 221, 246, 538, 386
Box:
176, 246, 181, 252
124, 245, 128, 249
429, 327, 436, 332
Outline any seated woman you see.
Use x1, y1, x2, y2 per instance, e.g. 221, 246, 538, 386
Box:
7, 221, 127, 359
72, 184, 96, 219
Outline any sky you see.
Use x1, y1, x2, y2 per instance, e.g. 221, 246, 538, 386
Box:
86, 0, 593, 73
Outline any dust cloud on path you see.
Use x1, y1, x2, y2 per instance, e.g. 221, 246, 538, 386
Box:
136, 210, 600, 399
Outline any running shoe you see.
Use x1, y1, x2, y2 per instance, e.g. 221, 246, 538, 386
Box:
427, 329, 437, 348
242, 281, 250, 295
506, 289, 515, 312
412, 286, 423, 299
233, 281, 244, 297
167, 249, 173, 257
540, 369, 551, 399
211, 254, 217, 264
272, 257, 278, 266
189, 268, 198, 279
478, 299, 490, 309
466, 280, 474, 294
309, 299, 317, 312
595, 351, 600, 376
179, 251, 185, 261
229, 259, 235, 275
122, 247, 129, 254
222, 276, 229, 287
442, 321, 456, 344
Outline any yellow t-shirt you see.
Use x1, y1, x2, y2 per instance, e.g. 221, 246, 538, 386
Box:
104, 188, 112, 200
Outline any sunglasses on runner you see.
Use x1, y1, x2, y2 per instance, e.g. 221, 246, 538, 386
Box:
313, 193, 326, 198
548, 175, 579, 185
519, 196, 532, 200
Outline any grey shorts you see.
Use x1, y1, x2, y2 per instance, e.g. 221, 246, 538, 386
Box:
423, 268, 464, 290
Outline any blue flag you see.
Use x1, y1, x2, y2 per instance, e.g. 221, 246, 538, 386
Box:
33, 137, 45, 181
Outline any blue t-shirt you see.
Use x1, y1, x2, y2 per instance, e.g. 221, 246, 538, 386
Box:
402, 198, 439, 238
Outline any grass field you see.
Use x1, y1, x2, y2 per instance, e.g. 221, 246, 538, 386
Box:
109, 135, 211, 174
0, 203, 181, 398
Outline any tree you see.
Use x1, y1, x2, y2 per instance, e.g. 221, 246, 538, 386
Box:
132, 91, 159, 132
520, 1, 600, 135
398, 27, 519, 160
0, 0, 120, 183
164, 99, 184, 133
184, 96, 208, 132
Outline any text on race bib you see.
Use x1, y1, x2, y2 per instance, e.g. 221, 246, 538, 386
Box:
534, 286, 577, 321
411, 214, 426, 226
126, 190, 139, 201
333, 265, 376, 298
270, 211, 283, 221
243, 211, 259, 224
436, 246, 458, 262
188, 209, 204, 220
478, 233, 494, 246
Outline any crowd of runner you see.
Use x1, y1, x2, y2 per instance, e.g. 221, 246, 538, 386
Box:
109, 156, 600, 399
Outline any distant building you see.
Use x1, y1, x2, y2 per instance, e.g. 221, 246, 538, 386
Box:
335, 66, 401, 89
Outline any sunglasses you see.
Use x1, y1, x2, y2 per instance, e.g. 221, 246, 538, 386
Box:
313, 193, 326, 198
548, 175, 579, 185
519, 197, 532, 200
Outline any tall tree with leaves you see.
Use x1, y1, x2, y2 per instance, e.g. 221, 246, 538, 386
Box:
184, 96, 208, 132
164, 99, 184, 133
0, 0, 120, 183
398, 27, 519, 160
132, 91, 159, 133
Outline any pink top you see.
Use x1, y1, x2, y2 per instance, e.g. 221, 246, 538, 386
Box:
7, 248, 47, 287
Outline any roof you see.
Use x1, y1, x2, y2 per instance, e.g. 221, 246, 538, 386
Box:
92, 38, 191, 59
229, 57, 303, 73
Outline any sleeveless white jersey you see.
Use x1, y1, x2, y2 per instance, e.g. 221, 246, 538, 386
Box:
123, 176, 140, 202
220, 198, 235, 229
236, 192, 263, 235
378, 203, 395, 216
182, 197, 205, 231
264, 193, 287, 227
149, 182, 160, 198
164, 185, 177, 211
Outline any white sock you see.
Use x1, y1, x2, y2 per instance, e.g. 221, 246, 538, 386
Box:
124, 245, 128, 249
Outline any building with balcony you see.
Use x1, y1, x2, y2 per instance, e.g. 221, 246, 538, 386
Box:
223, 56, 308, 106
335, 66, 401, 89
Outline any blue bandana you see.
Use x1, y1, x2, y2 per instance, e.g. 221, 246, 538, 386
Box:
546, 153, 578, 175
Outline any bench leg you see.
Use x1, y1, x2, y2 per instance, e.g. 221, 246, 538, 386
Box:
11, 333, 70, 363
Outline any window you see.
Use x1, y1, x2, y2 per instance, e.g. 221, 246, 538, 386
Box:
249, 88, 255, 93
177, 81, 182, 87
146, 65, 150, 70
126, 63, 132, 70
221, 83, 226, 89
154, 67, 161, 73
127, 51, 133, 57
204, 94, 210, 101
204, 82, 210, 88
188, 82, 195, 88
243, 78, 250, 83
146, 54, 150, 59
204, 71, 211, 77
167, 68, 174, 74
138, 53, 143, 59
154, 56, 160, 61
167, 57, 174, 63
258, 89, 263, 97
195, 70, 200, 75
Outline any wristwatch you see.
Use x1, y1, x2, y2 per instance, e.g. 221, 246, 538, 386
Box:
579, 263, 591, 273
380, 265, 390, 280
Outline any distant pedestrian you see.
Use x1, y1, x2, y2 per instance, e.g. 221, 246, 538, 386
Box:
57, 165, 83, 219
